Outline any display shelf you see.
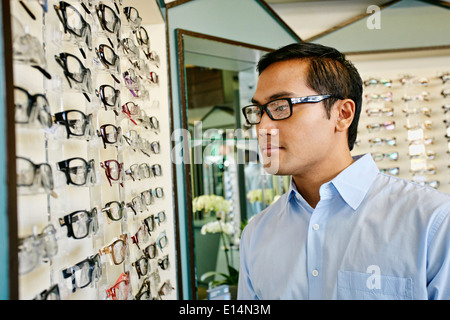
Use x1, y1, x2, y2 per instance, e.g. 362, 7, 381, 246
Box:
350, 49, 450, 194
12, 0, 177, 300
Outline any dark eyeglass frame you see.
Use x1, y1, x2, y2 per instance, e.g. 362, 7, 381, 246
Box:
100, 159, 124, 187
95, 2, 121, 39
56, 157, 96, 186
59, 207, 99, 239
132, 255, 149, 279
135, 277, 152, 300
62, 254, 102, 293
16, 156, 54, 191
158, 254, 169, 270
97, 124, 123, 149
19, 0, 48, 20
14, 86, 52, 128
54, 52, 92, 102
123, 6, 142, 28
95, 43, 120, 83
143, 214, 156, 235
33, 284, 60, 300
95, 84, 121, 114
134, 26, 149, 46
102, 200, 126, 222
54, 1, 92, 59
54, 109, 93, 139
242, 95, 339, 125
143, 242, 157, 259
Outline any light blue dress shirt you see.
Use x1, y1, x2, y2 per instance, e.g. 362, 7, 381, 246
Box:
238, 153, 450, 300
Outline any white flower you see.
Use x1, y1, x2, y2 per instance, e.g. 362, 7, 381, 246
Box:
201, 221, 235, 235
192, 195, 231, 214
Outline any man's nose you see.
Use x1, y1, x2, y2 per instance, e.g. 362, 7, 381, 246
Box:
257, 112, 279, 137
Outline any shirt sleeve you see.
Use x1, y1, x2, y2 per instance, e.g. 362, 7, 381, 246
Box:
426, 208, 450, 300
237, 226, 259, 300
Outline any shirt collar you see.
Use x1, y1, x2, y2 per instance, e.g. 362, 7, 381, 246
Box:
286, 153, 379, 211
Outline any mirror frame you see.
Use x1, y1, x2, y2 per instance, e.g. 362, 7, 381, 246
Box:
176, 28, 272, 299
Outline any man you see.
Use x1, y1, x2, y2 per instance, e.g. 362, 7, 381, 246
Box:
238, 42, 449, 300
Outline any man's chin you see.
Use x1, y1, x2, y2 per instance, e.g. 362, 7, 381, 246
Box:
262, 161, 281, 175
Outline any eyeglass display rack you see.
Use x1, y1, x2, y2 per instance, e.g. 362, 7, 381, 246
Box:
350, 50, 450, 195
12, 0, 177, 300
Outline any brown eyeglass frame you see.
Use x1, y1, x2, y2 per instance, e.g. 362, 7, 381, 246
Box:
99, 234, 128, 265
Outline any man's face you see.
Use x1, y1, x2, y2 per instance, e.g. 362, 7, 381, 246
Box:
252, 59, 338, 176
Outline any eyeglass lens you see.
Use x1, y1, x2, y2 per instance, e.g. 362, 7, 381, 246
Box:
103, 201, 125, 221
14, 87, 52, 128
16, 157, 54, 191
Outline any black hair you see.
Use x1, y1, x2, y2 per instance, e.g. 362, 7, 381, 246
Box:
257, 42, 363, 151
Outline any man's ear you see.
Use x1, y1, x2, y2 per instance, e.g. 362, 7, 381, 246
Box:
335, 99, 355, 132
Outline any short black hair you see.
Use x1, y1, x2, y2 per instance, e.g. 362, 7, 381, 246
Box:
257, 42, 363, 151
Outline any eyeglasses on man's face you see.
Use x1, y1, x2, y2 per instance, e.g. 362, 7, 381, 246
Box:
242, 95, 338, 125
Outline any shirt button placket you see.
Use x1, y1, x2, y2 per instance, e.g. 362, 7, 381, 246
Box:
307, 206, 325, 299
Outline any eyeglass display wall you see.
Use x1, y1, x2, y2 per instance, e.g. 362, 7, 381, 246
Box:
350, 49, 450, 195
12, 0, 177, 300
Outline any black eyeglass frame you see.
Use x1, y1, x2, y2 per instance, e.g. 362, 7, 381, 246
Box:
242, 94, 340, 125
59, 207, 99, 240
14, 86, 52, 128
54, 52, 92, 102
53, 1, 92, 58
62, 254, 102, 293
56, 157, 96, 186
53, 109, 93, 139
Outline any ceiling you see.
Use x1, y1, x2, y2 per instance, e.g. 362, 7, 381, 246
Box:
264, 0, 450, 43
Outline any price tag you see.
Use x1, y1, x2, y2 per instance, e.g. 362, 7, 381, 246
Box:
409, 143, 425, 156
407, 128, 423, 141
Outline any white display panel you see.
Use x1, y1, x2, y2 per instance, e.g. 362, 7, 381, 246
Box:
13, 0, 177, 300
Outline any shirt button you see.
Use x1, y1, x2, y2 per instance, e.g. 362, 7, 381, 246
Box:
312, 270, 319, 277
312, 224, 319, 231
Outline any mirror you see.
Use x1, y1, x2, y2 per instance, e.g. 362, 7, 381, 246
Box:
176, 29, 290, 299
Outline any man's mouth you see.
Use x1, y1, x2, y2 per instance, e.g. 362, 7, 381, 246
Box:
261, 145, 283, 155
